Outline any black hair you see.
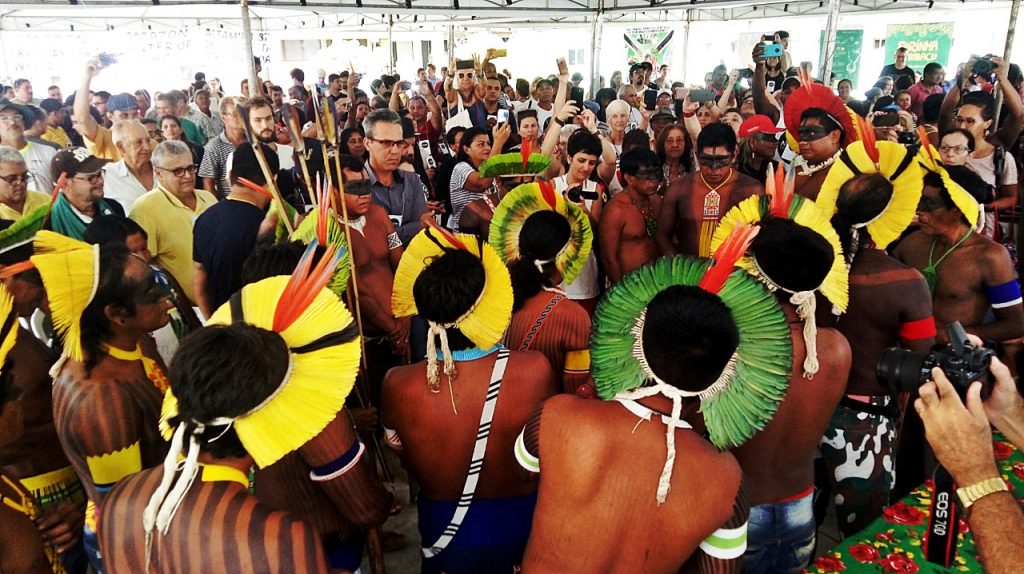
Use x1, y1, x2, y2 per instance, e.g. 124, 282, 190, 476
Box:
921, 93, 944, 124
159, 115, 182, 129
339, 127, 366, 157
566, 130, 602, 158
832, 173, 894, 257
939, 128, 976, 152
642, 285, 739, 392
508, 211, 571, 311
456, 127, 489, 163
289, 68, 305, 82
619, 147, 661, 176
79, 244, 135, 373
622, 129, 652, 155
959, 92, 996, 122
169, 323, 289, 459
336, 153, 366, 178
414, 248, 486, 351
516, 109, 538, 124
230, 142, 279, 186
894, 75, 913, 92
0, 221, 38, 284
775, 30, 789, 39
800, 108, 842, 135
837, 78, 853, 89
922, 63, 943, 77
749, 217, 834, 293
696, 122, 737, 154
515, 78, 530, 98
241, 240, 306, 286
655, 124, 694, 173
946, 164, 993, 204
84, 214, 147, 246
445, 126, 466, 146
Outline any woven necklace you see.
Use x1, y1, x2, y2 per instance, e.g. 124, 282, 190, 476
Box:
628, 191, 657, 237
435, 343, 503, 363
923, 229, 972, 296
699, 169, 733, 219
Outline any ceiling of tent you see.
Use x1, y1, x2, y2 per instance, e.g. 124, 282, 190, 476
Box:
0, 0, 991, 31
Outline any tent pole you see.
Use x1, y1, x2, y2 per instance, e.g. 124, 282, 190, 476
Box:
447, 24, 455, 69
994, 0, 1020, 127
240, 0, 260, 96
589, 0, 604, 98
388, 14, 395, 74
820, 0, 842, 86
680, 9, 691, 84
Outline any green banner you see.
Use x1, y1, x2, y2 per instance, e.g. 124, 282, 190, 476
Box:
624, 26, 674, 67
820, 29, 864, 88
884, 22, 953, 71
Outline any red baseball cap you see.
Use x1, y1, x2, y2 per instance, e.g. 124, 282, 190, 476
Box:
738, 114, 785, 138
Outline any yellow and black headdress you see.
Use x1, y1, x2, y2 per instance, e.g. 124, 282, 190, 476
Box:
711, 165, 848, 377
392, 223, 513, 391
817, 116, 923, 252
488, 180, 593, 285
0, 286, 19, 408
289, 182, 351, 298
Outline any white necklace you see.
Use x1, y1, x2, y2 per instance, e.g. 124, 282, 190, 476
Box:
795, 149, 842, 176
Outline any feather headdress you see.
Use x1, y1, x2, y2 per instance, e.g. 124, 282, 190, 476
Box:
28, 231, 100, 361
783, 68, 859, 149
477, 140, 553, 178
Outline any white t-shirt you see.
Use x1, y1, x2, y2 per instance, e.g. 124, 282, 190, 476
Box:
967, 149, 1019, 189
553, 175, 601, 300
102, 160, 150, 213
19, 141, 56, 193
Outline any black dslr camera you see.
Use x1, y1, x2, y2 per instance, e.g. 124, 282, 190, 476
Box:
972, 56, 995, 78
876, 322, 994, 399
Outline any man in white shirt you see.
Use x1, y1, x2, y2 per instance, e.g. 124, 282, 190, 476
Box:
102, 120, 154, 212
0, 100, 55, 191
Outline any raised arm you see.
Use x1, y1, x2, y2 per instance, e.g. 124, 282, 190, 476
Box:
419, 81, 444, 132
715, 70, 739, 113
74, 59, 102, 142
992, 57, 1024, 149
750, 44, 780, 125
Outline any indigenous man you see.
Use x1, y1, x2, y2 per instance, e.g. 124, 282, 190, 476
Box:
782, 75, 858, 200
657, 123, 763, 258
520, 232, 788, 572
0, 221, 87, 573
382, 225, 557, 573
129, 140, 217, 304
26, 231, 172, 573
816, 139, 935, 534
491, 182, 593, 394
598, 148, 662, 284
711, 178, 851, 572
48, 148, 124, 241
101, 251, 389, 574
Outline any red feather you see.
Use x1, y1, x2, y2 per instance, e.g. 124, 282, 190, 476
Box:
917, 126, 934, 156
237, 177, 275, 199
699, 223, 759, 294
49, 172, 66, 206
858, 115, 879, 166
768, 164, 793, 219
426, 220, 467, 251
520, 139, 531, 171
315, 178, 328, 245
272, 241, 340, 332
538, 181, 558, 209
0, 260, 35, 280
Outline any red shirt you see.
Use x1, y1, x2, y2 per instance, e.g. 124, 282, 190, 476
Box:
907, 82, 945, 118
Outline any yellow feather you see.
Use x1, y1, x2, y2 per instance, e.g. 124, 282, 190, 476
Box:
30, 231, 98, 361
0, 287, 17, 371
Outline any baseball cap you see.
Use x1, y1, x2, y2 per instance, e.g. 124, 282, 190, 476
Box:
651, 108, 676, 122
39, 98, 64, 114
738, 114, 785, 138
107, 93, 138, 113
0, 100, 33, 125
657, 88, 672, 98
51, 147, 111, 181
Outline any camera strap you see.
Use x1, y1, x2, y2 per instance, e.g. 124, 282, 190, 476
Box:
923, 465, 960, 567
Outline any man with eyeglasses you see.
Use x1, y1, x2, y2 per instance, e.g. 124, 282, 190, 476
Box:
0, 100, 57, 193
363, 109, 439, 246
129, 140, 216, 304
101, 120, 154, 212
0, 145, 50, 220
48, 147, 125, 240
657, 123, 763, 258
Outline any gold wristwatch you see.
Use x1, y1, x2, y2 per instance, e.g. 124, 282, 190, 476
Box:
956, 477, 1009, 510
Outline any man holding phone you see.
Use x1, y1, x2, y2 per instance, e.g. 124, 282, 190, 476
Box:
480, 75, 518, 134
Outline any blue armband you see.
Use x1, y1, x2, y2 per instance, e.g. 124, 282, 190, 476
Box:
986, 280, 1023, 309
309, 440, 365, 481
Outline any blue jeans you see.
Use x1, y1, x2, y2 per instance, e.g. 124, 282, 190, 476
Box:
741, 491, 816, 574
82, 523, 104, 574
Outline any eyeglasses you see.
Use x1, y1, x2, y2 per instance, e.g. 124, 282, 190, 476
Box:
0, 172, 29, 185
796, 126, 832, 142
367, 138, 406, 150
73, 171, 104, 183
0, 115, 24, 124
756, 134, 778, 143
917, 195, 947, 213
157, 165, 198, 178
457, 72, 475, 79
699, 154, 733, 169
939, 144, 969, 154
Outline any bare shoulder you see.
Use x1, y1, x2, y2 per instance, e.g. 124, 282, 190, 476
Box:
664, 176, 692, 200
507, 350, 558, 389
366, 204, 394, 227
818, 327, 852, 369
734, 172, 764, 196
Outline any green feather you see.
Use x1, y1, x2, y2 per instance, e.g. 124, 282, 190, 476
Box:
478, 153, 553, 178
0, 204, 47, 253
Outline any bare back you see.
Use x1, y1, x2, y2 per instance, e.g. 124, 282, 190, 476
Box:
523, 395, 742, 574
380, 350, 557, 500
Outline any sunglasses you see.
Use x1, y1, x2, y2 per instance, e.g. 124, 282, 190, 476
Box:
344, 179, 373, 196
796, 126, 832, 142
699, 154, 733, 169
457, 72, 475, 79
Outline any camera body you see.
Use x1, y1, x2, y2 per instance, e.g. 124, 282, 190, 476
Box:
876, 322, 994, 399
566, 186, 598, 203
762, 44, 784, 59
972, 56, 995, 78
897, 130, 918, 145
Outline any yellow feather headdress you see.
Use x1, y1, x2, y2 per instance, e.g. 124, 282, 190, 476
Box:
0, 286, 18, 378
30, 231, 100, 361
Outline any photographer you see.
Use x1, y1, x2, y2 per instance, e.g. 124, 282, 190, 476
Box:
915, 355, 1024, 573
869, 106, 916, 144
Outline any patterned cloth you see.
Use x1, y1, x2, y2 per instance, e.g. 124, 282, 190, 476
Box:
806, 432, 1024, 573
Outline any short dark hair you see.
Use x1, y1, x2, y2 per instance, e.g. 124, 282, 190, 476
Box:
832, 173, 894, 257
619, 147, 660, 176
230, 143, 279, 186
94, 91, 111, 102
169, 323, 290, 459
414, 249, 485, 351
696, 122, 737, 154
84, 214, 147, 247
622, 129, 652, 155
800, 108, 842, 135
516, 109, 538, 123
939, 128, 976, 152
921, 93, 944, 123
775, 30, 790, 39
922, 63, 942, 77
642, 285, 739, 392
241, 240, 305, 286
959, 92, 996, 122
895, 46, 908, 53
445, 126, 466, 146
566, 130, 602, 158
749, 217, 834, 293
946, 164, 992, 204
289, 68, 305, 82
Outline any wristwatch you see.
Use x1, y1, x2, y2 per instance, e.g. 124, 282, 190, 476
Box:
956, 477, 1008, 510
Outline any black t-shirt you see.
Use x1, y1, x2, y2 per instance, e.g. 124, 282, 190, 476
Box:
879, 64, 916, 84
764, 71, 786, 93
192, 198, 266, 311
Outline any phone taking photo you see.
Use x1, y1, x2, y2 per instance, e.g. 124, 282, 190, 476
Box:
643, 90, 658, 111
570, 87, 585, 108
689, 89, 717, 103
497, 109, 510, 124
557, 57, 569, 76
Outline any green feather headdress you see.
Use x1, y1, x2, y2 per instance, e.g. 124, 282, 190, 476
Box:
477, 141, 552, 178
591, 225, 792, 503
0, 203, 48, 255
290, 207, 351, 299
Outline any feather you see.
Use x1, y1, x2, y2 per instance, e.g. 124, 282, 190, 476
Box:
768, 164, 792, 219
520, 139, 531, 171
917, 125, 934, 155
273, 240, 342, 332
699, 223, 759, 294
538, 180, 558, 210
798, 66, 814, 92
320, 97, 337, 144
859, 115, 879, 166
0, 260, 34, 279
316, 179, 329, 245
236, 177, 276, 200
425, 220, 467, 251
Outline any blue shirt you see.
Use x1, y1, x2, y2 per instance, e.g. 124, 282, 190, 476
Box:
366, 161, 428, 246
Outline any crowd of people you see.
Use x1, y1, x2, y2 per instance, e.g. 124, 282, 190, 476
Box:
1, 27, 1024, 574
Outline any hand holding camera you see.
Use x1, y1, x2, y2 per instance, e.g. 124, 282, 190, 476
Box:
556, 102, 580, 123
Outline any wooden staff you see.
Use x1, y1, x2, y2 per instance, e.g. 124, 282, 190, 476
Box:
282, 103, 316, 209
233, 103, 296, 235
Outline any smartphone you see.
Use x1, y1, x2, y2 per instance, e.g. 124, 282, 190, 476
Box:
690, 89, 717, 103
873, 112, 900, 127
557, 57, 569, 76
492, 48, 508, 58
418, 139, 436, 169
98, 53, 118, 68
674, 87, 687, 100
762, 44, 784, 58
570, 87, 585, 108
643, 90, 658, 111
497, 109, 510, 124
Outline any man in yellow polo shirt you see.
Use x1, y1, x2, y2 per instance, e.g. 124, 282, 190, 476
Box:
129, 140, 216, 304
0, 146, 49, 220
72, 58, 145, 161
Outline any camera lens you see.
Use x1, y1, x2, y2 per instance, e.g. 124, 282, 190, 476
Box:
876, 348, 930, 392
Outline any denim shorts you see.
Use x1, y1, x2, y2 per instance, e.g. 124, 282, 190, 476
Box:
741, 491, 816, 574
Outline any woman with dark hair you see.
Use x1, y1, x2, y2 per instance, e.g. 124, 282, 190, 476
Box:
28, 231, 173, 573
448, 126, 508, 231
339, 126, 367, 161
159, 115, 203, 167
938, 128, 975, 167
656, 124, 692, 189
